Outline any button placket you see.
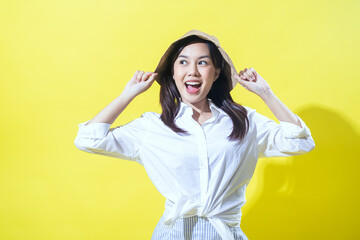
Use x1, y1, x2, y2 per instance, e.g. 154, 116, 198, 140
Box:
191, 121, 209, 207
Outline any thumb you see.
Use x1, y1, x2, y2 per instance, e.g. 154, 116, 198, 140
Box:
146, 73, 158, 86
235, 75, 250, 90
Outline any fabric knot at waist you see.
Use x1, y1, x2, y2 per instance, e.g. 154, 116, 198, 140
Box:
163, 195, 240, 240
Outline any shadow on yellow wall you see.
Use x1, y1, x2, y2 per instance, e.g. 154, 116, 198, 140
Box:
243, 106, 360, 239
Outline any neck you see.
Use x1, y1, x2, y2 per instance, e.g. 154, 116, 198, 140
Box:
183, 98, 211, 115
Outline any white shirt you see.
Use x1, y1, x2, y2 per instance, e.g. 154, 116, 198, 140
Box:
74, 99, 315, 240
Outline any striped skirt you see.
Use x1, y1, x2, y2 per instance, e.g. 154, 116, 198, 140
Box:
151, 214, 248, 240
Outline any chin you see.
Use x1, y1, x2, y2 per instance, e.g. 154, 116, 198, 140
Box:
181, 95, 207, 104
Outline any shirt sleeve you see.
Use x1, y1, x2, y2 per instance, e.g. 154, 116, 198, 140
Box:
73, 113, 150, 165
244, 106, 315, 158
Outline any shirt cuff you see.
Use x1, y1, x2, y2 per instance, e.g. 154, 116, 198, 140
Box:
77, 120, 112, 139
279, 115, 311, 139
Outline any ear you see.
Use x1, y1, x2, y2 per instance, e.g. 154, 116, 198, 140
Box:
214, 68, 221, 81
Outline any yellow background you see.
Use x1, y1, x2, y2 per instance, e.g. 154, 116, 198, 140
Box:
1, 0, 359, 239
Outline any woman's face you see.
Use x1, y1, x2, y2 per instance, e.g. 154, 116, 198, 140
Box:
172, 42, 220, 107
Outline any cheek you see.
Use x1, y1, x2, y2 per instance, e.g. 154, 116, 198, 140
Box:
174, 79, 184, 90
173, 67, 185, 77
205, 82, 215, 91
202, 69, 215, 81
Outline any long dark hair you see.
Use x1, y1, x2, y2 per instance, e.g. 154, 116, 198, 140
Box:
158, 35, 249, 142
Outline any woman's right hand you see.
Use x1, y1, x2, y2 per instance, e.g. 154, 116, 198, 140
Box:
123, 70, 158, 98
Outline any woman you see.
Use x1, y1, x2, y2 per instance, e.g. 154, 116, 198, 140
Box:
74, 29, 315, 240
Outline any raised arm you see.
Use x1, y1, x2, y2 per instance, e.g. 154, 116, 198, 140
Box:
74, 70, 157, 162
234, 67, 314, 157
87, 70, 158, 125
234, 67, 301, 127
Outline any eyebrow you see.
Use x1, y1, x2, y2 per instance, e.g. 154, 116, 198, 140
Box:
178, 55, 211, 59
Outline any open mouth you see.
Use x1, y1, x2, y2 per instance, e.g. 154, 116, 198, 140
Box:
185, 81, 202, 94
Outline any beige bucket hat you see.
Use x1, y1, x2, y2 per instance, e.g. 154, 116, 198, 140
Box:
154, 29, 238, 91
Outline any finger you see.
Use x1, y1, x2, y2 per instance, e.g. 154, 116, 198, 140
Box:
243, 69, 253, 81
133, 70, 140, 76
132, 70, 140, 80
146, 73, 158, 85
235, 75, 250, 89
137, 71, 145, 82
141, 71, 151, 82
249, 68, 257, 80
239, 70, 246, 80
240, 70, 251, 80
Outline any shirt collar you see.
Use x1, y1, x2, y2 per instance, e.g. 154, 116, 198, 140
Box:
174, 98, 226, 121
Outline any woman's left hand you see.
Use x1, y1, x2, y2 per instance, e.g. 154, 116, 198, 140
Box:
234, 67, 272, 98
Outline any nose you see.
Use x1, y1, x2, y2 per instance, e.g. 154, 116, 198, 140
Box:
187, 62, 200, 76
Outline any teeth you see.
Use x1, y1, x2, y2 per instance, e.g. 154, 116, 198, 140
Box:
186, 82, 201, 85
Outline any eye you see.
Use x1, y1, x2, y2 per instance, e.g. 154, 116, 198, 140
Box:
179, 60, 187, 65
199, 60, 208, 65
